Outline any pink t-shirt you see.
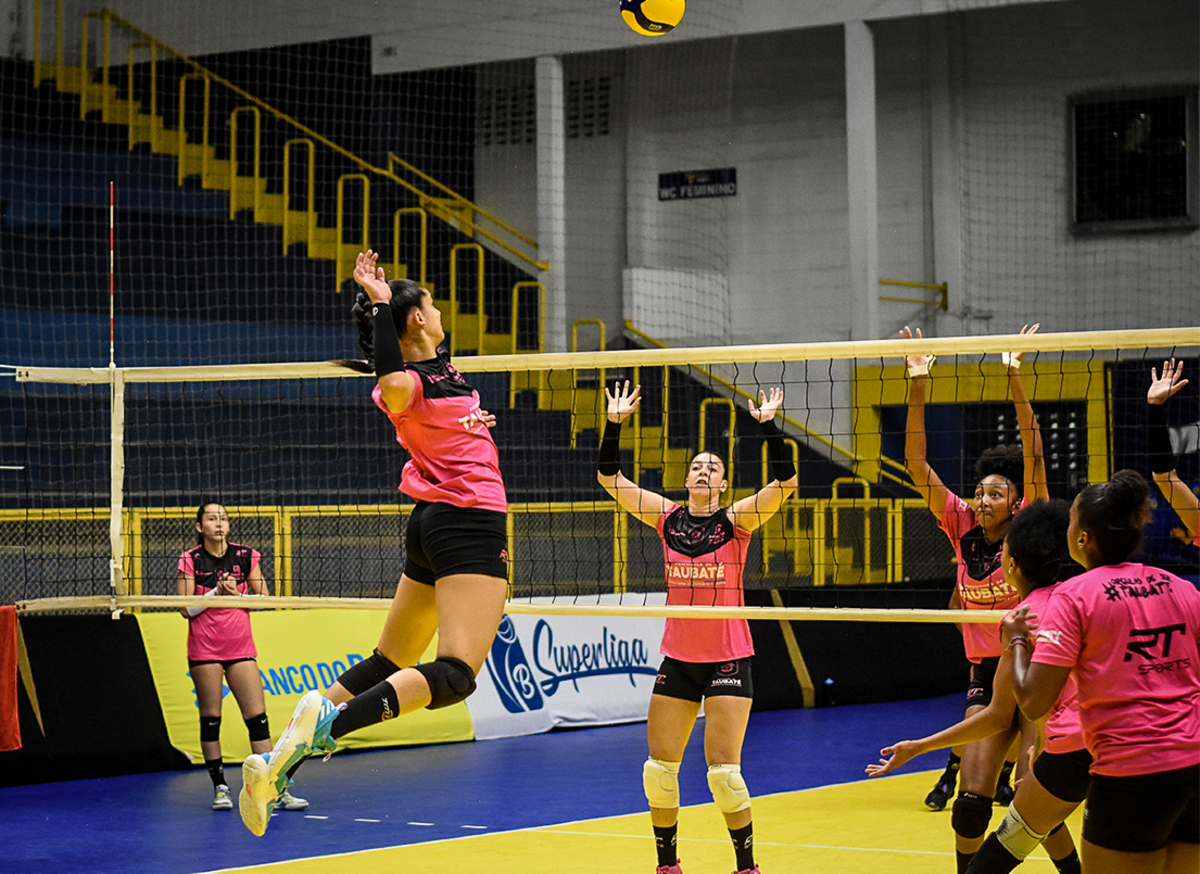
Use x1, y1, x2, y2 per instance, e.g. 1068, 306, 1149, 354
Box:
1031, 562, 1200, 777
1020, 585, 1083, 755
373, 349, 506, 513
938, 492, 1023, 662
656, 505, 755, 664
178, 543, 259, 662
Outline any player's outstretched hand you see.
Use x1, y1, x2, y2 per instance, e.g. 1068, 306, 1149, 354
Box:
1148, 359, 1188, 406
353, 250, 391, 304
749, 387, 783, 423
605, 380, 641, 424
866, 740, 922, 778
1003, 323, 1040, 369
899, 326, 933, 373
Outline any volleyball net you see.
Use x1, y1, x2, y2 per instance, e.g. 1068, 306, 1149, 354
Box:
6, 326, 1197, 618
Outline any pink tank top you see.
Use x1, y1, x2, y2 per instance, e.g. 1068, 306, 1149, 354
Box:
1020, 585, 1083, 755
938, 492, 1023, 662
656, 505, 755, 664
1031, 562, 1200, 776
373, 348, 506, 513
179, 543, 259, 662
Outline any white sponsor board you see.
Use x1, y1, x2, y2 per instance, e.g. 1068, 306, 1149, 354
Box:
467, 594, 666, 740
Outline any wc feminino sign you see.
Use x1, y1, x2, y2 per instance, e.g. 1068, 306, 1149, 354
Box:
469, 603, 666, 739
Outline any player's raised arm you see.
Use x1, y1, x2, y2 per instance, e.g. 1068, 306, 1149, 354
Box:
597, 380, 675, 527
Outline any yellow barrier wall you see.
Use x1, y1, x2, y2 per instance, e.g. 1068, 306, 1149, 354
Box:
139, 609, 473, 763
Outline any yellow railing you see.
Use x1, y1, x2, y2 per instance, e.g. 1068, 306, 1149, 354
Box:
512, 282, 546, 354
698, 397, 736, 482
34, 0, 548, 276
449, 243, 486, 354
394, 208, 429, 287
2, 491, 937, 605
622, 320, 909, 485
879, 277, 949, 312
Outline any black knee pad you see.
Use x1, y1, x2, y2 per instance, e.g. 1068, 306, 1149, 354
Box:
951, 791, 994, 839
414, 656, 477, 709
244, 712, 270, 743
199, 715, 221, 743
338, 648, 403, 695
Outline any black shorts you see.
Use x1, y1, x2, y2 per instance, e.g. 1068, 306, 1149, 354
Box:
404, 501, 508, 585
966, 657, 999, 709
1083, 764, 1200, 852
1032, 748, 1092, 804
188, 657, 256, 670
653, 656, 753, 702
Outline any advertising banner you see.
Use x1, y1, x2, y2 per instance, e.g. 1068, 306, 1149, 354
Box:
139, 597, 667, 760
468, 595, 666, 741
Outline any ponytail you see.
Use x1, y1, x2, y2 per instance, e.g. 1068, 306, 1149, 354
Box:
334, 281, 427, 374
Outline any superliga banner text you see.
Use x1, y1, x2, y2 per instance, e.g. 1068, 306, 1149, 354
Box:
138, 600, 666, 762
470, 595, 667, 741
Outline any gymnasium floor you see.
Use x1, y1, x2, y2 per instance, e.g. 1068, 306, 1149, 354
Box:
2, 693, 1081, 874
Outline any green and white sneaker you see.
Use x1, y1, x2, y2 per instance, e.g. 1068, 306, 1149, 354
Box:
239, 691, 339, 836
211, 783, 233, 811
278, 788, 309, 811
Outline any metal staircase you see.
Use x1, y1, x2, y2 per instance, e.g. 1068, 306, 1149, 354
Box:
32, 3, 546, 357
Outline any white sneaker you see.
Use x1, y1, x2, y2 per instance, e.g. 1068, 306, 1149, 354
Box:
238, 754, 276, 836
211, 783, 233, 811
239, 692, 325, 837
271, 691, 325, 785
278, 789, 309, 811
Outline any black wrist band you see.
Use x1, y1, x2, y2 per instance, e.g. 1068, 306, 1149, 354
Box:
598, 420, 623, 476
761, 419, 795, 482
371, 302, 405, 377
1148, 402, 1175, 474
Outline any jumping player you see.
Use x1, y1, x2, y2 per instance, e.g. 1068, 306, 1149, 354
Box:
238, 250, 508, 836
178, 501, 306, 813
1147, 359, 1198, 544
866, 499, 1083, 874
900, 325, 1048, 872
597, 380, 798, 874
1006, 471, 1200, 874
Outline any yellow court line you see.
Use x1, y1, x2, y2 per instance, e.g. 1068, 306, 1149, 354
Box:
208, 770, 1081, 874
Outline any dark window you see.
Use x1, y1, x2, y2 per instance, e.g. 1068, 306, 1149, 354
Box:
1071, 88, 1198, 235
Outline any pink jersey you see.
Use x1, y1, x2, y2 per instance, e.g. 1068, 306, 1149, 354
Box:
373, 349, 506, 513
1031, 562, 1200, 777
178, 543, 259, 662
1020, 585, 1083, 755
938, 492, 1023, 662
656, 505, 754, 664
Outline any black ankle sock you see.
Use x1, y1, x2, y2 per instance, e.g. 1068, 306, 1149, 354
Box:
945, 751, 962, 775
653, 824, 678, 868
956, 850, 975, 874
997, 759, 1015, 785
205, 758, 226, 789
729, 822, 754, 872
1052, 849, 1081, 874
965, 834, 1021, 873
331, 680, 401, 739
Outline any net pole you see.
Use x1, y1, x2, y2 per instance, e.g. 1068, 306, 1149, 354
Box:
107, 183, 126, 605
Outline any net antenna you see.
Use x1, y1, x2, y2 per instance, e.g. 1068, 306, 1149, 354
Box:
107, 181, 127, 614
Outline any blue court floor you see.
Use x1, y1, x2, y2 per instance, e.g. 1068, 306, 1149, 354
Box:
2, 694, 969, 874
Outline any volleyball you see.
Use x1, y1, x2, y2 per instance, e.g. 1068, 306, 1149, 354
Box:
620, 0, 685, 37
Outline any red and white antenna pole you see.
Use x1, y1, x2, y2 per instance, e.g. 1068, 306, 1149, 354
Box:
108, 181, 115, 367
